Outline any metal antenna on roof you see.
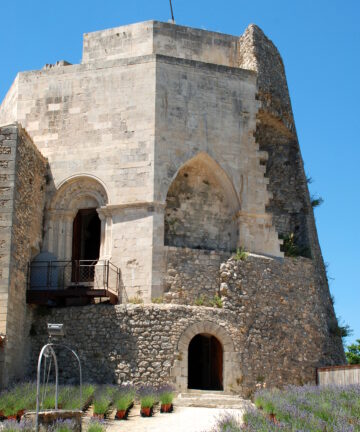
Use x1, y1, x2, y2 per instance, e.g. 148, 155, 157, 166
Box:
169, 0, 175, 23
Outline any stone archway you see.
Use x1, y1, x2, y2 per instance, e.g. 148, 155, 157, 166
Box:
44, 176, 109, 261
188, 334, 223, 390
172, 321, 238, 392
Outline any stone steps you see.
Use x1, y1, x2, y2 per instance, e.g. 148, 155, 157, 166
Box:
174, 391, 253, 409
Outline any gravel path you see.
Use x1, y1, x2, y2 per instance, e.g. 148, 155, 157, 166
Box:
86, 405, 245, 432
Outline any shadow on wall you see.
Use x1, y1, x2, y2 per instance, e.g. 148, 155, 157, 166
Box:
27, 305, 139, 385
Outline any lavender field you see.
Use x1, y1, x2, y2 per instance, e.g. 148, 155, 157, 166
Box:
211, 385, 360, 432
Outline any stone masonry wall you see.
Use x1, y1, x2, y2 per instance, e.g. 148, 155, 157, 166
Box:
220, 254, 345, 388
0, 125, 16, 386
0, 124, 47, 386
29, 254, 344, 398
163, 246, 229, 304
238, 24, 317, 257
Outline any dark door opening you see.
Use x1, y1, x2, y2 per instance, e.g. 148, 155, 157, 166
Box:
72, 208, 101, 281
188, 333, 223, 390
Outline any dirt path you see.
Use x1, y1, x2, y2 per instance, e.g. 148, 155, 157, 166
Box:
85, 405, 245, 432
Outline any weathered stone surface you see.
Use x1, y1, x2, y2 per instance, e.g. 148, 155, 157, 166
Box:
29, 254, 344, 397
0, 21, 345, 393
24, 410, 82, 432
164, 246, 229, 304
0, 124, 47, 387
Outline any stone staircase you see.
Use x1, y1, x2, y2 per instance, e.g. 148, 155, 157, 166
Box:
174, 390, 253, 409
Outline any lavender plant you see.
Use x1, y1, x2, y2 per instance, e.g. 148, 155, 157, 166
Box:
50, 419, 77, 432
114, 384, 134, 411
93, 385, 116, 416
244, 384, 360, 432
137, 385, 157, 408
87, 418, 106, 432
0, 419, 34, 432
158, 384, 175, 405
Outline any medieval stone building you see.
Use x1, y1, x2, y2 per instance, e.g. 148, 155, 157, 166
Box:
0, 21, 344, 395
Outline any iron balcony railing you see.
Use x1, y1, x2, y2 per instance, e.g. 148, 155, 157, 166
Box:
27, 259, 121, 297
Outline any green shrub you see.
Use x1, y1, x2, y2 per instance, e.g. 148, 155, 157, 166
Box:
151, 296, 164, 304
209, 294, 223, 308
346, 339, 360, 364
310, 195, 324, 208
280, 233, 310, 258
233, 247, 248, 261
194, 295, 206, 306
128, 296, 143, 304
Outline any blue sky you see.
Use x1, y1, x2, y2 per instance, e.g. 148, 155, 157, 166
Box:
1, 1, 359, 345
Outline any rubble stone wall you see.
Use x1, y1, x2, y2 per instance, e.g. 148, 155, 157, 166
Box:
163, 246, 229, 304
0, 124, 47, 386
29, 254, 345, 397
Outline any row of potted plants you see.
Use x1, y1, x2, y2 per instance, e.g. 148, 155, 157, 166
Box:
0, 383, 95, 421
92, 384, 175, 419
0, 382, 175, 421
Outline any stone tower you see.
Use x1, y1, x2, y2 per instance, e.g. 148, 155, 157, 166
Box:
0, 21, 344, 393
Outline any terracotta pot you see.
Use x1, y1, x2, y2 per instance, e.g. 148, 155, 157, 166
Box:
115, 409, 127, 420
140, 406, 152, 417
6, 415, 18, 421
92, 413, 105, 419
160, 403, 173, 413
17, 409, 25, 419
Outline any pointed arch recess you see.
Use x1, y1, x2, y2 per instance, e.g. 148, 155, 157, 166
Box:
164, 152, 240, 251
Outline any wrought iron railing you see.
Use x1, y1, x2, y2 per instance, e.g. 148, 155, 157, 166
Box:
27, 259, 120, 297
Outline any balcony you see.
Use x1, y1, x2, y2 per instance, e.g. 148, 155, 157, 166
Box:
27, 259, 120, 306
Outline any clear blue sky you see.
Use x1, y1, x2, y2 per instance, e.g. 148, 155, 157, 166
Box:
1, 1, 359, 346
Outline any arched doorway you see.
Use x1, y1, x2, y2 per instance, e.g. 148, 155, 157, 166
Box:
188, 333, 223, 390
72, 208, 101, 282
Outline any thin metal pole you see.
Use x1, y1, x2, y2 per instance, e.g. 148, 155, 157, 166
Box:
55, 344, 82, 410
36, 344, 58, 432
169, 0, 175, 23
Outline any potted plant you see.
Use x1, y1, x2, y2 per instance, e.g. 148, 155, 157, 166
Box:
92, 386, 115, 419
138, 386, 156, 417
114, 385, 134, 420
158, 384, 175, 413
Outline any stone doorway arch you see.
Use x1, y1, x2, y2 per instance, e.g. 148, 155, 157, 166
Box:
45, 175, 109, 261
172, 321, 238, 392
188, 333, 223, 390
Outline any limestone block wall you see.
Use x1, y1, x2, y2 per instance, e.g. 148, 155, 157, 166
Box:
82, 21, 240, 67
0, 55, 158, 299
164, 246, 229, 304
154, 55, 282, 260
0, 124, 47, 387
